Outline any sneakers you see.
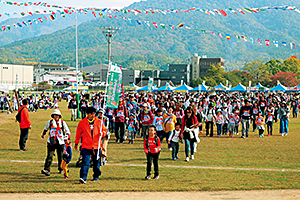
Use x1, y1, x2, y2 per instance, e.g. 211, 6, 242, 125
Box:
281, 133, 285, 137
185, 157, 189, 162
154, 176, 159, 180
191, 155, 194, 160
172, 157, 176, 161
145, 176, 151, 180
93, 177, 99, 182
20, 149, 28, 151
241, 136, 245, 138
79, 178, 86, 184
63, 176, 69, 179
41, 170, 50, 176
285, 133, 288, 136
268, 134, 270, 136
175, 155, 179, 159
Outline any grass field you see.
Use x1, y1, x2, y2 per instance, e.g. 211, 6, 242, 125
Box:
0, 101, 300, 193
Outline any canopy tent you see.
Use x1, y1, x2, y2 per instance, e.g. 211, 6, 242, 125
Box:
124, 83, 141, 91
248, 83, 268, 92
137, 85, 153, 92
0, 84, 9, 93
173, 83, 193, 92
189, 83, 209, 92
154, 84, 175, 91
229, 83, 247, 92
269, 83, 287, 92
212, 83, 228, 91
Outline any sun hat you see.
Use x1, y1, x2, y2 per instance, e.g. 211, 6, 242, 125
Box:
51, 109, 62, 118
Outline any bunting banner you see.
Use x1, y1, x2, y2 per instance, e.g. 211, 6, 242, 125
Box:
106, 64, 123, 109
0, 1, 299, 49
1, 0, 300, 19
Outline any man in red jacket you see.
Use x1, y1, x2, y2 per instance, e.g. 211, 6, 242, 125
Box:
75, 107, 107, 184
18, 99, 31, 151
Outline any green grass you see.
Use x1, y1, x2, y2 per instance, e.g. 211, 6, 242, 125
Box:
0, 101, 300, 193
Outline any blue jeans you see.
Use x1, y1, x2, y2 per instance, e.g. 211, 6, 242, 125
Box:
109, 120, 114, 133
279, 116, 289, 134
80, 148, 101, 181
184, 139, 195, 158
216, 124, 222, 136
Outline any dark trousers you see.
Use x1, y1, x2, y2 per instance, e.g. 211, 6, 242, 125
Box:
267, 121, 273, 135
222, 123, 228, 135
19, 128, 29, 150
115, 122, 125, 143
109, 120, 115, 133
157, 130, 166, 143
252, 116, 257, 131
80, 148, 101, 181
80, 109, 86, 119
170, 141, 179, 159
146, 152, 159, 177
206, 121, 214, 137
44, 143, 64, 172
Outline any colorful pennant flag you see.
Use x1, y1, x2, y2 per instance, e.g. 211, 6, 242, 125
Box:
226, 34, 230, 40
265, 39, 270, 46
282, 42, 287, 46
153, 22, 158, 28
290, 43, 296, 49
273, 41, 279, 47
177, 23, 184, 27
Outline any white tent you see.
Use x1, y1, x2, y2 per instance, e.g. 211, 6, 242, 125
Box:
0, 84, 9, 93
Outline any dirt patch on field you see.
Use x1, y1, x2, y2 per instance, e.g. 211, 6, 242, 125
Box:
1, 190, 300, 200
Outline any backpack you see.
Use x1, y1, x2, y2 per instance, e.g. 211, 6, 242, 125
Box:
49, 120, 65, 146
145, 135, 158, 151
15, 107, 25, 123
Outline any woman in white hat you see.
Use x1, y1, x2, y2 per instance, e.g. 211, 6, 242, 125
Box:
41, 109, 71, 176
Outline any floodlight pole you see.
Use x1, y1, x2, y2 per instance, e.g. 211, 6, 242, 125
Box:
97, 26, 120, 160
75, 11, 79, 94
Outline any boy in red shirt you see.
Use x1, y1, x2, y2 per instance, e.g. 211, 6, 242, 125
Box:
144, 125, 161, 180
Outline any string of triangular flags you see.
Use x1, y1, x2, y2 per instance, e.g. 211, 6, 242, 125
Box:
1, 0, 300, 19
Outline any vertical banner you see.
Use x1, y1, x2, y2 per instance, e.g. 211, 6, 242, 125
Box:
148, 77, 154, 92
106, 64, 123, 108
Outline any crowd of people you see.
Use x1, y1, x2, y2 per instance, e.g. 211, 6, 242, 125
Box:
10, 89, 297, 183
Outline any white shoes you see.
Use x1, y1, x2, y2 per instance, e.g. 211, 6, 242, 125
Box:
191, 155, 194, 160
185, 157, 189, 162
282, 133, 285, 137
285, 133, 288, 136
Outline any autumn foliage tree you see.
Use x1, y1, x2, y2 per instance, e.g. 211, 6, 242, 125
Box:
270, 72, 300, 87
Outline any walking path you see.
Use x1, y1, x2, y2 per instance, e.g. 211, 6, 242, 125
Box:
1, 190, 300, 200
1, 159, 300, 172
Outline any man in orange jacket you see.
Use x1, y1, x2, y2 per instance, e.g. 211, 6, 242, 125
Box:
75, 107, 107, 184
18, 99, 31, 151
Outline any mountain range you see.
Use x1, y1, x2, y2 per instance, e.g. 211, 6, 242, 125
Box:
0, 0, 300, 71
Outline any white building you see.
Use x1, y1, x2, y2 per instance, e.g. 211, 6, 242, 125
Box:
0, 63, 33, 90
33, 63, 74, 83
43, 71, 83, 85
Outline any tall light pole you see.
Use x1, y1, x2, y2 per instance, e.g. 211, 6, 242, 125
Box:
75, 11, 79, 94
99, 26, 120, 67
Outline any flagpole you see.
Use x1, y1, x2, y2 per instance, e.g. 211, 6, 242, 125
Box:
97, 26, 120, 160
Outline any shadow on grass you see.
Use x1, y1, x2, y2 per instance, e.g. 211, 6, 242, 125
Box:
1, 149, 20, 152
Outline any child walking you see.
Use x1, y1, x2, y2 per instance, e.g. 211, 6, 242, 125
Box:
127, 113, 139, 144
61, 135, 72, 179
228, 113, 236, 137
168, 124, 181, 160
234, 110, 240, 135
215, 109, 224, 137
144, 125, 161, 180
265, 110, 274, 136
256, 112, 265, 138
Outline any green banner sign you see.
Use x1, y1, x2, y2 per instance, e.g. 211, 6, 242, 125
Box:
106, 64, 122, 109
